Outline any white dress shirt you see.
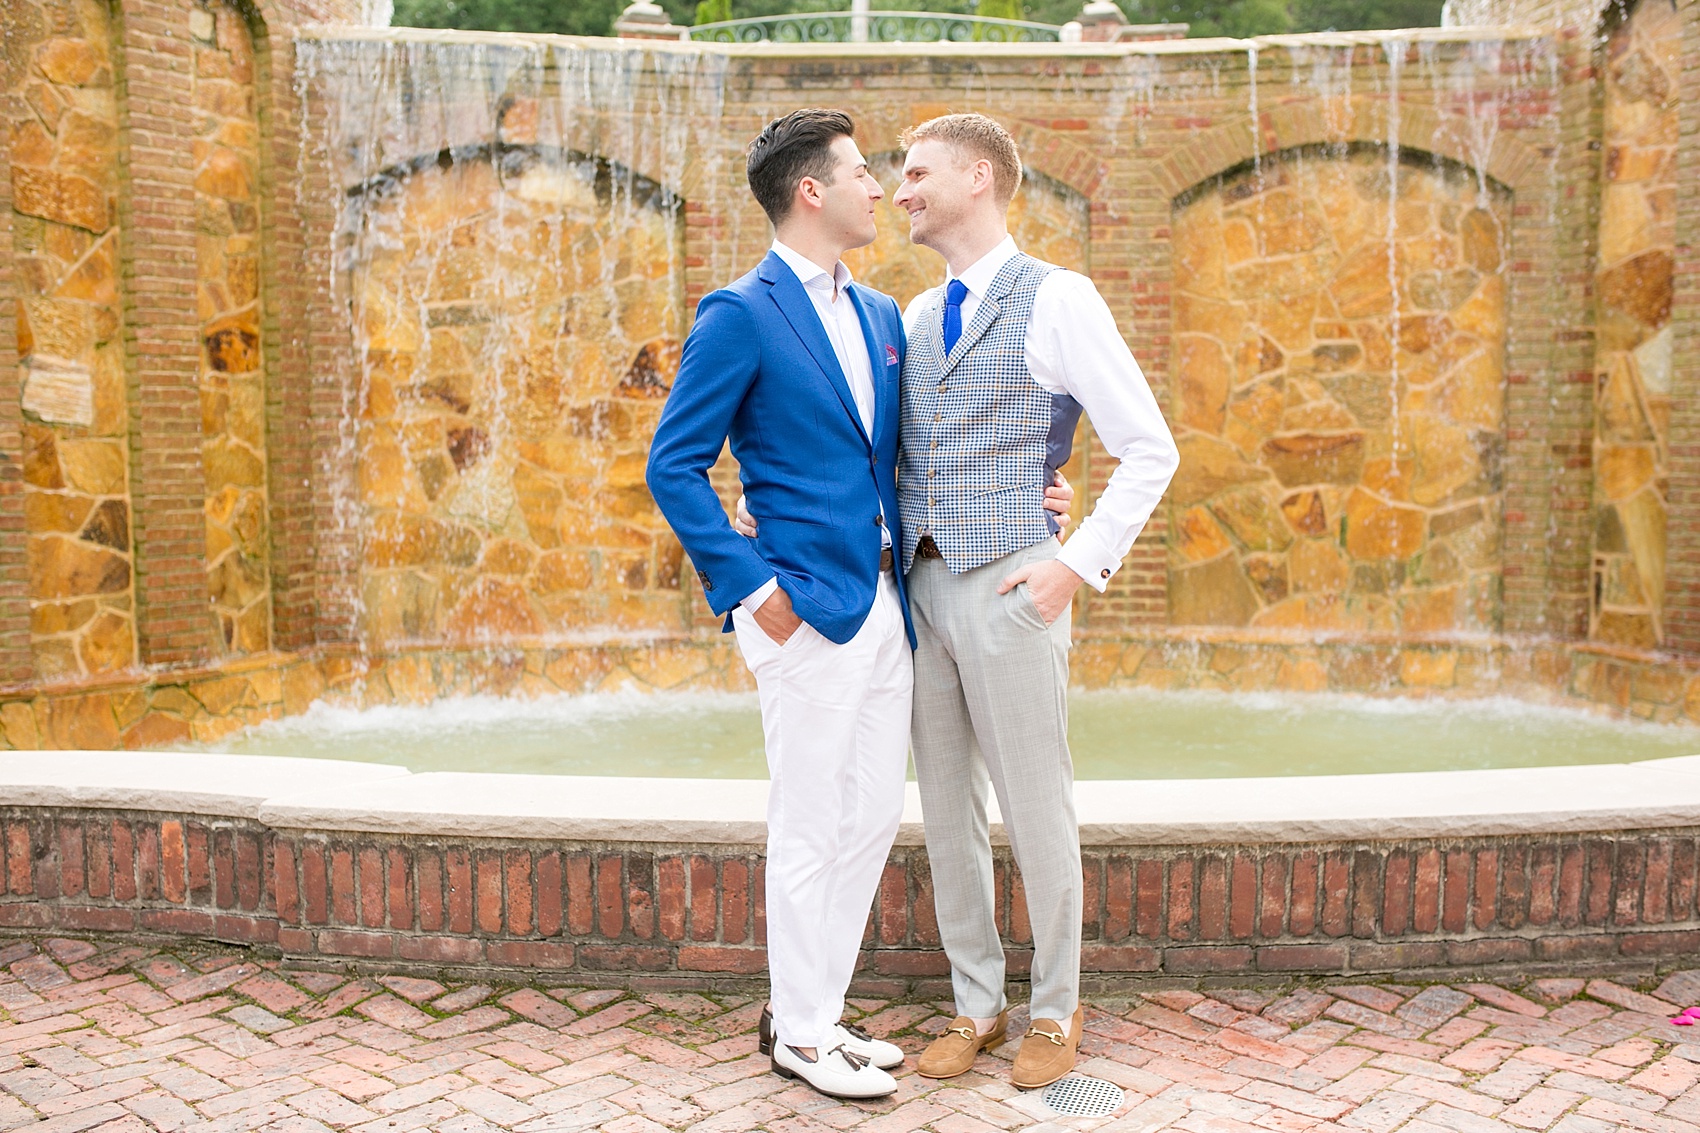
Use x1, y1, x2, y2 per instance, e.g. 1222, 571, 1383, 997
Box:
744, 242, 888, 613
901, 235, 1179, 592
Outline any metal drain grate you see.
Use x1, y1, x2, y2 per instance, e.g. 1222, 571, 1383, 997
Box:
1041, 1074, 1124, 1117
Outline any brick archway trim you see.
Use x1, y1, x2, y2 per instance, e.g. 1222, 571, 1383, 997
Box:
1154, 100, 1540, 202
1009, 120, 1110, 200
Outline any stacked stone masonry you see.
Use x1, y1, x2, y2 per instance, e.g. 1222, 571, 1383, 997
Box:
1664, 0, 1700, 653
11, 0, 136, 681
1592, 0, 1680, 650
194, 0, 274, 658
351, 144, 687, 645
1168, 147, 1512, 635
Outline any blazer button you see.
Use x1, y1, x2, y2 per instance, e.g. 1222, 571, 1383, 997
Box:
874, 515, 884, 526
697, 569, 714, 592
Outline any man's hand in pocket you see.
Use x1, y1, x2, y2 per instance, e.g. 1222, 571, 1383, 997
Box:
997, 559, 1083, 626
751, 585, 802, 646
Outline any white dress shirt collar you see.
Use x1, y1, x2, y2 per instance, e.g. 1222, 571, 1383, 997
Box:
771, 240, 854, 298
946, 234, 1020, 301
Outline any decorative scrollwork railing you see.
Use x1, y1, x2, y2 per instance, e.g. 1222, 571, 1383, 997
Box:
688, 10, 1063, 42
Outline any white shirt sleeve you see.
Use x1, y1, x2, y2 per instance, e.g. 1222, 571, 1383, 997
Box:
1026, 271, 1180, 592
902, 291, 932, 339
742, 577, 778, 612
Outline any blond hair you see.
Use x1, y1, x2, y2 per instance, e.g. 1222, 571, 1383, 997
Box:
900, 113, 1023, 208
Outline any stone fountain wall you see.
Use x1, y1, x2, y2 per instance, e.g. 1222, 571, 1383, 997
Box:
2, 0, 360, 693
1167, 146, 1513, 636
1590, 0, 1679, 651
300, 32, 1585, 647
2, 7, 1700, 743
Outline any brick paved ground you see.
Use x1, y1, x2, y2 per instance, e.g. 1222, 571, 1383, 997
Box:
2, 936, 1700, 1132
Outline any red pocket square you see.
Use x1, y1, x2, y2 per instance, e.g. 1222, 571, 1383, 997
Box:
885, 344, 898, 365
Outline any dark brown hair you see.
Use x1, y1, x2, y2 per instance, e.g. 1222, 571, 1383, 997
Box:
746, 108, 856, 224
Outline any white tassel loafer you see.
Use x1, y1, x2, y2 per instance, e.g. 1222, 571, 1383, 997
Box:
759, 1006, 904, 1069
771, 1041, 897, 1099
834, 1022, 904, 1070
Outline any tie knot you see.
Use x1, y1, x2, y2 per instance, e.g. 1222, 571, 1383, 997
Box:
946, 279, 968, 305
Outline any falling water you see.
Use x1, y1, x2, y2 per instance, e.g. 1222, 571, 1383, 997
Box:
1247, 45, 1260, 180
293, 31, 726, 647
1383, 36, 1407, 475
1286, 40, 1356, 150
1107, 51, 1160, 151
1538, 39, 1564, 633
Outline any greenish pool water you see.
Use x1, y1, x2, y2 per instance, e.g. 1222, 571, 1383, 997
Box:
204, 689, 1699, 779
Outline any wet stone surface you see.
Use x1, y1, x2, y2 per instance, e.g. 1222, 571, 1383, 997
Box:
2, 936, 1700, 1130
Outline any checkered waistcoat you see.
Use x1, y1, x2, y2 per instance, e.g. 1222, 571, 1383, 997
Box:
899, 253, 1061, 574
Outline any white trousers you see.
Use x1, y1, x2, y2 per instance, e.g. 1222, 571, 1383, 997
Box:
732, 571, 912, 1051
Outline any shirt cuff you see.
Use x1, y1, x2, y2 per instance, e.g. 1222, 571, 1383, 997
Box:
742, 577, 779, 612
1055, 532, 1120, 593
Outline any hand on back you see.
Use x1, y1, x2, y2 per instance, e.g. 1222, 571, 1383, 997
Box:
731, 471, 1075, 539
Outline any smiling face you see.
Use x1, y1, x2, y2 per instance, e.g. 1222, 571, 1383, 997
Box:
892, 138, 979, 252
806, 134, 884, 252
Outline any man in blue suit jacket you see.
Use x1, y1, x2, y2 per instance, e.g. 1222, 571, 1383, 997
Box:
645, 110, 910, 1100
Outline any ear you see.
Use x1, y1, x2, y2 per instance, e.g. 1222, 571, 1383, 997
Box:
969, 158, 996, 199
795, 175, 827, 214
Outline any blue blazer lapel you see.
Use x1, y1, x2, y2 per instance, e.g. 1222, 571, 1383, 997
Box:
847, 285, 889, 447
758, 253, 870, 449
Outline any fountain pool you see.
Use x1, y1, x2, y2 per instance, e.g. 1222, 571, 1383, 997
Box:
201, 687, 1698, 778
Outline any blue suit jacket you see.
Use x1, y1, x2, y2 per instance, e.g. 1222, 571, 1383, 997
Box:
646, 252, 913, 647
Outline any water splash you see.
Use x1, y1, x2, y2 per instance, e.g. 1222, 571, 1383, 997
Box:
199, 684, 1700, 779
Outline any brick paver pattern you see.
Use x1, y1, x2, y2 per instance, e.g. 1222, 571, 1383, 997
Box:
1, 936, 1699, 1132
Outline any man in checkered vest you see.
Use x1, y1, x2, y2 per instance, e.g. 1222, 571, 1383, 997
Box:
893, 113, 1179, 1088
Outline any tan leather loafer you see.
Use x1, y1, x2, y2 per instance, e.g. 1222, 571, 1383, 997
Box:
1011, 1005, 1084, 1089
917, 1012, 1006, 1079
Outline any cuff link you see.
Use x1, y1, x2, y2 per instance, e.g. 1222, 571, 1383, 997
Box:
1100, 568, 1111, 579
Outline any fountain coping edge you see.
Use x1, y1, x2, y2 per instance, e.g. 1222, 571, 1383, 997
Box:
5, 751, 1700, 845
298, 23, 1554, 56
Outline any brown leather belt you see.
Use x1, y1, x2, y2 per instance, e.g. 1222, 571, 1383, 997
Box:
879, 547, 895, 573
914, 535, 944, 560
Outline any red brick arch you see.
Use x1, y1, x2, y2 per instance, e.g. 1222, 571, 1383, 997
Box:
1009, 120, 1111, 200
1155, 99, 1538, 203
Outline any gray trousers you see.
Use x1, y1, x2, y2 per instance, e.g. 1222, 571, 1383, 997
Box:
907, 537, 1081, 1025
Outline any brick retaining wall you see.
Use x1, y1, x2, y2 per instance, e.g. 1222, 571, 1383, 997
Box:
2, 808, 1699, 987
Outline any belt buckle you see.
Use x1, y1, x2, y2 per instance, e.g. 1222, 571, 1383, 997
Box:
916, 536, 943, 560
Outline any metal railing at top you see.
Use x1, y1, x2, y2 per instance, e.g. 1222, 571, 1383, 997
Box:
686, 10, 1064, 42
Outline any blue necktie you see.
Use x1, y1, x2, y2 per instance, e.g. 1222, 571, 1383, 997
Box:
942, 279, 968, 354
